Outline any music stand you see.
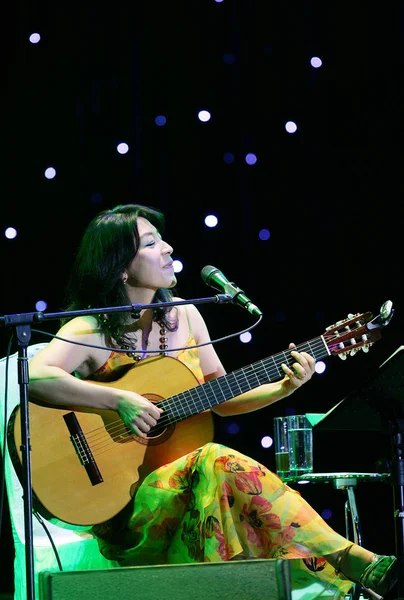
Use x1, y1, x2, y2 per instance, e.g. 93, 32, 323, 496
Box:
314, 345, 404, 598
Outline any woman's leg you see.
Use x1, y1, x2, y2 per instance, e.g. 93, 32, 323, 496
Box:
325, 544, 375, 579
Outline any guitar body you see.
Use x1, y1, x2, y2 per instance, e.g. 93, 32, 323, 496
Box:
9, 356, 214, 526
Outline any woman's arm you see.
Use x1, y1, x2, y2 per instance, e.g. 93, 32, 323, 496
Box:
189, 305, 316, 417
28, 317, 162, 437
212, 345, 316, 416
28, 317, 121, 410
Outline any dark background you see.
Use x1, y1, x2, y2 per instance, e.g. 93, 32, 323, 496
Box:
1, 1, 404, 596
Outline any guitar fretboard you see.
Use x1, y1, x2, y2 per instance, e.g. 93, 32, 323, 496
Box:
156, 336, 328, 426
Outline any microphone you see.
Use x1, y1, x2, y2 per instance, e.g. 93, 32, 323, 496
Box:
201, 265, 263, 317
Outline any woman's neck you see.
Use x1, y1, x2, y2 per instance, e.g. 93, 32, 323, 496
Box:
125, 286, 156, 307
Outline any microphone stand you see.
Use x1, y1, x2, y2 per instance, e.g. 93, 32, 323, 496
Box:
0, 293, 233, 600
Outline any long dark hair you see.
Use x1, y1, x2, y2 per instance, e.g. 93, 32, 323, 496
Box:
61, 204, 177, 346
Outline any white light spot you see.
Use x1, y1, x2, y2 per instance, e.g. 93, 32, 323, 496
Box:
310, 56, 322, 68
117, 142, 129, 154
198, 110, 211, 122
173, 259, 183, 273
44, 167, 56, 179
205, 215, 218, 228
240, 332, 252, 344
29, 33, 41, 44
261, 436, 273, 449
285, 121, 298, 134
315, 361, 326, 374
5, 227, 17, 239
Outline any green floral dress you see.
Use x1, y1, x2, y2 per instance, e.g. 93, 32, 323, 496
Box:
89, 341, 354, 600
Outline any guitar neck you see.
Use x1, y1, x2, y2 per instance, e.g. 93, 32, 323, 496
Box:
158, 336, 328, 425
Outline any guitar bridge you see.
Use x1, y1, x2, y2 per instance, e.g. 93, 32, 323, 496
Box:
63, 412, 103, 485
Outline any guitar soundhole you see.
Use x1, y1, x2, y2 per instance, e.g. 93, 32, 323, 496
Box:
135, 394, 175, 446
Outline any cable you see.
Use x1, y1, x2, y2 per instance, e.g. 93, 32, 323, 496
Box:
31, 314, 263, 355
32, 510, 63, 571
0, 332, 15, 540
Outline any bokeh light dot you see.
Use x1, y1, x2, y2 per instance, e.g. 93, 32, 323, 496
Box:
205, 215, 218, 228
198, 110, 211, 122
310, 56, 322, 68
226, 423, 240, 435
117, 142, 129, 154
285, 121, 298, 133
261, 435, 273, 448
240, 332, 252, 344
223, 152, 235, 164
173, 259, 183, 273
259, 228, 270, 240
44, 167, 56, 179
315, 361, 326, 374
245, 152, 257, 165
5, 227, 17, 239
35, 300, 47, 312
29, 33, 41, 44
321, 508, 333, 520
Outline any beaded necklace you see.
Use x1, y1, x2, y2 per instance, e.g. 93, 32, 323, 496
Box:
123, 321, 168, 362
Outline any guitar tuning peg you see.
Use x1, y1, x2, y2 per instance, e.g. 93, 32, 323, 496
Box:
361, 345, 369, 353
350, 348, 359, 356
338, 353, 347, 360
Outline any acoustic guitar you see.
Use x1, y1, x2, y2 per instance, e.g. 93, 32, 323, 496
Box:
7, 306, 391, 526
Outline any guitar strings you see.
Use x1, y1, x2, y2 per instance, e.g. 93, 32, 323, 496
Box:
81, 330, 366, 458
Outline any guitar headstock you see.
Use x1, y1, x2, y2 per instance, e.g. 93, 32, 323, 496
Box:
324, 300, 394, 360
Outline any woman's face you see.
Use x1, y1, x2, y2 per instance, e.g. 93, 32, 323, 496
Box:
125, 217, 176, 291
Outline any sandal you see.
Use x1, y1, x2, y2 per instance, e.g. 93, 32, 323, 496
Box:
359, 554, 398, 599
335, 545, 398, 599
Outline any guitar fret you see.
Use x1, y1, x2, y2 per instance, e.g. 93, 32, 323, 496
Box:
190, 386, 206, 413
266, 356, 281, 380
221, 372, 240, 399
209, 379, 227, 405
178, 390, 197, 419
197, 379, 212, 406
227, 372, 244, 400
177, 392, 190, 417
281, 350, 290, 366
256, 360, 270, 385
253, 364, 262, 387
234, 369, 250, 395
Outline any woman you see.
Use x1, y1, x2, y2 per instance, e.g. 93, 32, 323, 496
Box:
28, 204, 397, 599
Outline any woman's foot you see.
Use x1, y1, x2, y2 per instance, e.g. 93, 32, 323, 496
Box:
325, 544, 398, 598
359, 554, 398, 599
